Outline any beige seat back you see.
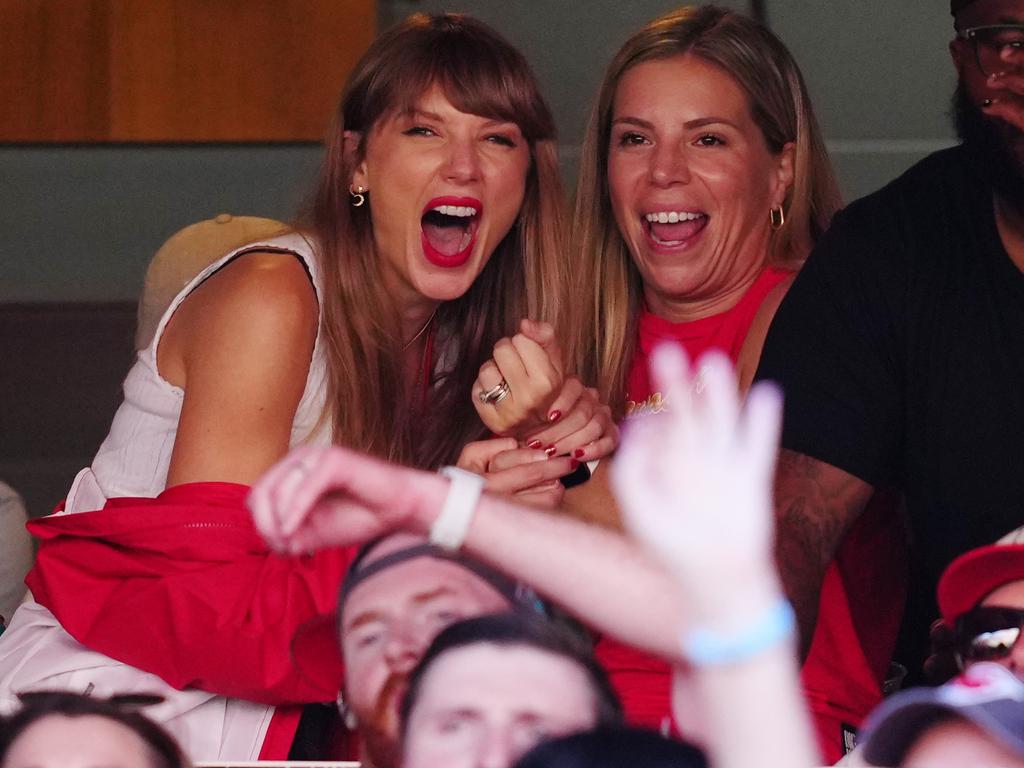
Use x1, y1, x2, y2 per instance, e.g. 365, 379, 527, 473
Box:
136, 214, 288, 350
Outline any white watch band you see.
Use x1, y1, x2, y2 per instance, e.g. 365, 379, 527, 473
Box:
430, 466, 486, 550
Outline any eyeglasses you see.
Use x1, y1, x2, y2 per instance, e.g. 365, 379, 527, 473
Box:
955, 606, 1024, 667
958, 24, 1024, 77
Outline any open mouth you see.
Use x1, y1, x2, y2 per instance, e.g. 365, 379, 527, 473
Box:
421, 197, 482, 267
643, 210, 708, 249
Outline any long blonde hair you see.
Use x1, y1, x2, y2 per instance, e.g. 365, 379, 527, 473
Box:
568, 5, 841, 414
307, 14, 566, 468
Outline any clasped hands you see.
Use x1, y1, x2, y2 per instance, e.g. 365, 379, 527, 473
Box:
463, 318, 617, 507
251, 342, 785, 625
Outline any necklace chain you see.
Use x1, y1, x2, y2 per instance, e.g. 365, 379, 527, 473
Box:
402, 307, 438, 351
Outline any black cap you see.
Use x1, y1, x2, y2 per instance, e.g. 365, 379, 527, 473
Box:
951, 0, 979, 15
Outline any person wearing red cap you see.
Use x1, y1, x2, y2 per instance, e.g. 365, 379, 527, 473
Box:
754, 0, 1024, 699
933, 528, 1024, 681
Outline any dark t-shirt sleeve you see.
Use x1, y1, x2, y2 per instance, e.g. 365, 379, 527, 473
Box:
756, 202, 906, 487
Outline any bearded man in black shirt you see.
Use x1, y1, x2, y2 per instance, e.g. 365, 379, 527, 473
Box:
757, 0, 1024, 687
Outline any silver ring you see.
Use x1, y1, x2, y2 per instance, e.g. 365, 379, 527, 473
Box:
478, 379, 511, 405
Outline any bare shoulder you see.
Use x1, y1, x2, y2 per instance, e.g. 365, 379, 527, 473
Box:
161, 251, 318, 387
163, 251, 321, 486
183, 250, 317, 336
736, 272, 796, 392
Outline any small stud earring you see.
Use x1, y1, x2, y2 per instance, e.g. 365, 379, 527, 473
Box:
350, 185, 368, 208
337, 691, 359, 730
769, 205, 785, 231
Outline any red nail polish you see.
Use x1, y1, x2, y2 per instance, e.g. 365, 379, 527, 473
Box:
528, 440, 543, 450
544, 445, 557, 457
548, 410, 562, 422
574, 448, 585, 458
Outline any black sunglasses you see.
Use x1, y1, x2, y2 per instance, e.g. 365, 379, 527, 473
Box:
955, 605, 1024, 668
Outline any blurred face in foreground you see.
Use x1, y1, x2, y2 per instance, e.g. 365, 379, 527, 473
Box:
401, 643, 599, 768
340, 537, 512, 767
2, 714, 158, 768
900, 717, 1024, 767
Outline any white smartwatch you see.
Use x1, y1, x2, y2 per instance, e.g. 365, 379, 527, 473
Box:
430, 466, 486, 550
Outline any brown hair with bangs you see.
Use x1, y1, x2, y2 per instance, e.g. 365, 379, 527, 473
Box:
305, 13, 566, 468
566, 5, 841, 415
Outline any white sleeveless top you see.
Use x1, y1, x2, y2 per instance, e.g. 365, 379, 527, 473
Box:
66, 231, 331, 513
0, 233, 331, 761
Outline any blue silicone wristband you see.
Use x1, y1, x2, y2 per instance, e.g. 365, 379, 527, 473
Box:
681, 598, 796, 667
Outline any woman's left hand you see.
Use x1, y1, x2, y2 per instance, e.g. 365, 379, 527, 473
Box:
473, 319, 564, 436
520, 377, 619, 462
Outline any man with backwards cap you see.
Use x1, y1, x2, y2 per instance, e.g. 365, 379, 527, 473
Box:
756, 0, 1024, 696
291, 531, 544, 768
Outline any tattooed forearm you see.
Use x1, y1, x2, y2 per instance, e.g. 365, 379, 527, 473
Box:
773, 449, 874, 658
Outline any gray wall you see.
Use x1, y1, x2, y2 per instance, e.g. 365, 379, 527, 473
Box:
769, 1, 957, 201
0, 2, 961, 304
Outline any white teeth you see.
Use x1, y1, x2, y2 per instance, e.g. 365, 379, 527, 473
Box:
645, 211, 703, 223
431, 205, 478, 217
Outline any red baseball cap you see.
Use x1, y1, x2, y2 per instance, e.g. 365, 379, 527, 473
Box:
937, 528, 1024, 624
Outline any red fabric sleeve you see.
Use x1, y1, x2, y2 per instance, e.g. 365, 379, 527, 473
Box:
26, 482, 355, 705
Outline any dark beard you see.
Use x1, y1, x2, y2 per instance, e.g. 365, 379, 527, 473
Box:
954, 83, 1024, 206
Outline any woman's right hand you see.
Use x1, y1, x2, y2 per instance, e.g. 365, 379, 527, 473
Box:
472, 319, 564, 437
456, 437, 574, 509
519, 377, 619, 463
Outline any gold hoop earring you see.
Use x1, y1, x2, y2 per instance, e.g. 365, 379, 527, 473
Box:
349, 185, 367, 208
769, 206, 785, 230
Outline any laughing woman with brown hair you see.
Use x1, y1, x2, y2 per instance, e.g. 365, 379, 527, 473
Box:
0, 14, 613, 762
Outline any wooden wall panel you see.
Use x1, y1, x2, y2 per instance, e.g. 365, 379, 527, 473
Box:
2, 1, 112, 142
1, 0, 375, 142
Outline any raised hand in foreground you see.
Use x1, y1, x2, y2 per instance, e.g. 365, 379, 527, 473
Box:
248, 444, 446, 555
612, 343, 783, 623
613, 343, 817, 768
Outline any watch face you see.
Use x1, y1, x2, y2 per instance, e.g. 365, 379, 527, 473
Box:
558, 461, 592, 489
